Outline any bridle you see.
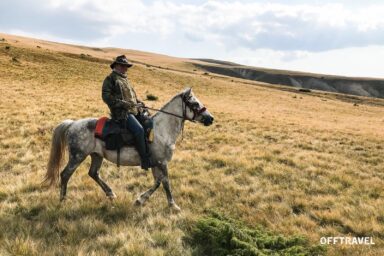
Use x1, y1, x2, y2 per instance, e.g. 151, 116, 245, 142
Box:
181, 93, 207, 122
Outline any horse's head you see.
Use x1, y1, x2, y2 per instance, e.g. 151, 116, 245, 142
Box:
181, 88, 214, 126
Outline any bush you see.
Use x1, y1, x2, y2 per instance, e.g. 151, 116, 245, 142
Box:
146, 94, 158, 101
184, 212, 326, 256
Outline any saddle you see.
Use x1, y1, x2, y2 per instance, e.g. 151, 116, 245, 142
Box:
95, 116, 153, 151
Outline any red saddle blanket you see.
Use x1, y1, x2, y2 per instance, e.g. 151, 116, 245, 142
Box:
95, 117, 108, 139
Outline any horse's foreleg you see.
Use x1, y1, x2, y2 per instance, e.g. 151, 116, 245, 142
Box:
88, 153, 115, 199
135, 166, 163, 206
160, 164, 180, 211
60, 153, 86, 201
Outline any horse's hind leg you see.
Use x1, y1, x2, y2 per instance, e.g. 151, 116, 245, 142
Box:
60, 152, 87, 201
88, 153, 116, 199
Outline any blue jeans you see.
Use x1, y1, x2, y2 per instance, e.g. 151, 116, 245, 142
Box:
125, 114, 144, 137
123, 114, 151, 169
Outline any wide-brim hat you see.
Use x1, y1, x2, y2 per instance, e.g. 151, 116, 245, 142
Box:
110, 55, 133, 69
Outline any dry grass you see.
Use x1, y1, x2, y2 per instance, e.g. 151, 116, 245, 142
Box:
0, 36, 384, 255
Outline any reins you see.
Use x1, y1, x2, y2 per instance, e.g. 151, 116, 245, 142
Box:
142, 106, 193, 122
141, 97, 191, 141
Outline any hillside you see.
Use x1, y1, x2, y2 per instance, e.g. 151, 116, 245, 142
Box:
2, 33, 384, 99
193, 59, 384, 98
0, 34, 384, 255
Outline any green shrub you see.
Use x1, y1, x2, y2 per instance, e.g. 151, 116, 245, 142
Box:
184, 212, 326, 256
146, 94, 158, 101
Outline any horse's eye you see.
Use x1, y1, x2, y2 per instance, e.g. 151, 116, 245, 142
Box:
191, 102, 200, 108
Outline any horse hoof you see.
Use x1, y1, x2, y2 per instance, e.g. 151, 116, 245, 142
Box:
170, 203, 181, 212
60, 196, 66, 202
107, 192, 117, 200
134, 198, 144, 206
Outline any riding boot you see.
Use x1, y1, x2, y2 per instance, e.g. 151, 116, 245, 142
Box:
134, 135, 152, 170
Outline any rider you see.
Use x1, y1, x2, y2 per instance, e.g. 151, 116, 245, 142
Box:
102, 55, 152, 170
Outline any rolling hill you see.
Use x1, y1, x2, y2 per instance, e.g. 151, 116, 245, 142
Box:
192, 59, 384, 98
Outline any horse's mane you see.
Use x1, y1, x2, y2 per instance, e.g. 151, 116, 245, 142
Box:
151, 90, 186, 119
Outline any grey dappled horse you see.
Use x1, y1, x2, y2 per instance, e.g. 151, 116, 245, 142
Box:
44, 88, 214, 210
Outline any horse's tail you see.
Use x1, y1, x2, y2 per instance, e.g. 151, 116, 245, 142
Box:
43, 120, 73, 187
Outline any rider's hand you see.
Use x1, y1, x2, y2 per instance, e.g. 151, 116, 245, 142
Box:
136, 101, 145, 112
117, 100, 133, 109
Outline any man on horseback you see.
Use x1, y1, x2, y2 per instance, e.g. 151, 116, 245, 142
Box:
102, 55, 152, 170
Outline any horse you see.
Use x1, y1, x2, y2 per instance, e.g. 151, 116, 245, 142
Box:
43, 88, 214, 211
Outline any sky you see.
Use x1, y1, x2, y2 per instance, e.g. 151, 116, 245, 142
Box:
1, 0, 384, 78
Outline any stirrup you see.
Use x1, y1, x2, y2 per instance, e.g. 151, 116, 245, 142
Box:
148, 129, 154, 143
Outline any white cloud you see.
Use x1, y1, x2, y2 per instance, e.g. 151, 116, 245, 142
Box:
2, 0, 384, 77
283, 46, 384, 78
6, 0, 384, 51
226, 45, 384, 78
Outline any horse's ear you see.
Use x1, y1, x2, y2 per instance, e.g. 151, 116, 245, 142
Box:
183, 87, 192, 97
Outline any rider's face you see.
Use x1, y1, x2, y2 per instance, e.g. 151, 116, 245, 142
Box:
115, 64, 128, 74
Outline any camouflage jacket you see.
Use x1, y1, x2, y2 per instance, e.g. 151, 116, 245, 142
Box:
102, 71, 138, 119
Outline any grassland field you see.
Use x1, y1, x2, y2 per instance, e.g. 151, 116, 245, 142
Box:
0, 35, 383, 255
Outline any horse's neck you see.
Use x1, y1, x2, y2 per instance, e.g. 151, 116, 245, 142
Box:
153, 96, 184, 145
